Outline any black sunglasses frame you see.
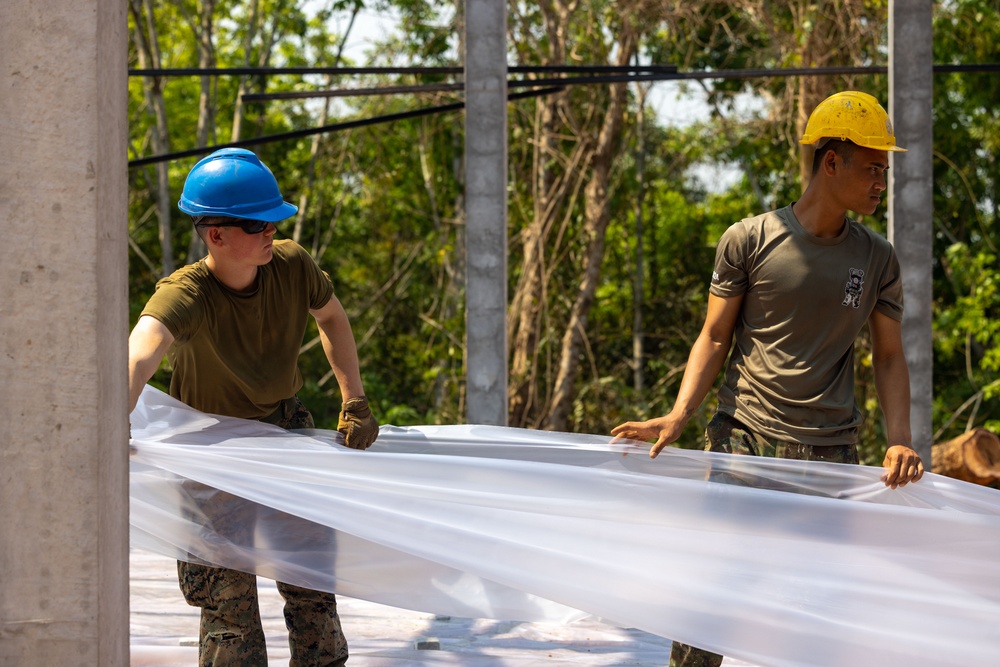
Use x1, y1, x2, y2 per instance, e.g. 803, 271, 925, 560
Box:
194, 217, 271, 234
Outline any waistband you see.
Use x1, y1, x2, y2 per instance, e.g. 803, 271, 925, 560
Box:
259, 396, 298, 425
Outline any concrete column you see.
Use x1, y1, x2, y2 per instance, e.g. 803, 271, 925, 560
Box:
0, 0, 130, 664
464, 0, 508, 425
889, 0, 934, 461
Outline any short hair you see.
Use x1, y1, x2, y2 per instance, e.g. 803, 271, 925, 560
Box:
191, 215, 229, 242
192, 215, 231, 226
811, 139, 858, 175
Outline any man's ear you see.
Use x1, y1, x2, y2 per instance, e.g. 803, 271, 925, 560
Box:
204, 226, 225, 247
821, 148, 839, 175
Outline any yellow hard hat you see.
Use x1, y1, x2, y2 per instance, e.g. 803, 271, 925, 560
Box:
800, 91, 907, 153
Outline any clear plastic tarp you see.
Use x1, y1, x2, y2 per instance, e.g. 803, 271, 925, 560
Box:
130, 386, 1000, 667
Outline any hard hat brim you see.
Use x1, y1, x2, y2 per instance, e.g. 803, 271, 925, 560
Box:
179, 199, 299, 222
248, 201, 299, 223
800, 137, 907, 153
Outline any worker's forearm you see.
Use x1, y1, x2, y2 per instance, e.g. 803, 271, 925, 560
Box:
321, 337, 364, 399
127, 316, 174, 414
317, 315, 365, 400
874, 352, 912, 446
128, 358, 160, 413
670, 334, 730, 419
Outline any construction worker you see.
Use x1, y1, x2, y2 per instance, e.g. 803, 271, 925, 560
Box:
611, 91, 925, 667
128, 147, 377, 667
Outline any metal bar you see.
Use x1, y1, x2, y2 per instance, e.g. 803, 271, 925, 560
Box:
128, 87, 562, 168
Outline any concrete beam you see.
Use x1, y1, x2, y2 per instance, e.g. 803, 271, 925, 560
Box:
0, 0, 130, 663
889, 0, 934, 461
464, 0, 508, 425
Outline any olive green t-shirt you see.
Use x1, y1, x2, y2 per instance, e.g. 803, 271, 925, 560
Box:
709, 205, 904, 446
141, 239, 335, 419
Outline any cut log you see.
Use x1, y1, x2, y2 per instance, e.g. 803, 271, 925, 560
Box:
931, 428, 1000, 486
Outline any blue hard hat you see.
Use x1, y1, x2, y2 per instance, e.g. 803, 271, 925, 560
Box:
178, 148, 298, 222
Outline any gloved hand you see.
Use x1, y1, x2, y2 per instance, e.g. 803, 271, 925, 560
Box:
338, 396, 378, 450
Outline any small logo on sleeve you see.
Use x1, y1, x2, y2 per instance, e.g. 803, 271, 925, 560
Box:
712, 271, 720, 283
842, 268, 864, 308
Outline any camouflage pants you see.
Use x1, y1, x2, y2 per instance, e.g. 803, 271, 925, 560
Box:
178, 396, 349, 667
668, 411, 858, 667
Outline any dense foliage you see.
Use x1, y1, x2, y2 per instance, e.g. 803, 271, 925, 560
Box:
128, 0, 999, 464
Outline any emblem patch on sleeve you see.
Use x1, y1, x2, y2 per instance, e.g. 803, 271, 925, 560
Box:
842, 268, 865, 308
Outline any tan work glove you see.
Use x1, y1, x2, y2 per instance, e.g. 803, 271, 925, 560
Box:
338, 396, 378, 450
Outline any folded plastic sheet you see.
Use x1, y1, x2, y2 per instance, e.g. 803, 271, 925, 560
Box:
130, 386, 1000, 667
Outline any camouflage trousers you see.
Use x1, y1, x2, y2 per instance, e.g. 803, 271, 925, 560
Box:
669, 411, 858, 667
178, 396, 349, 667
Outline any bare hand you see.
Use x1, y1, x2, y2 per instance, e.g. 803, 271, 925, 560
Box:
611, 414, 686, 459
881, 444, 925, 488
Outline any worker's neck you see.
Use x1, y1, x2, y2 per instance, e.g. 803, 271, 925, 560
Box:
792, 190, 847, 239
205, 255, 258, 293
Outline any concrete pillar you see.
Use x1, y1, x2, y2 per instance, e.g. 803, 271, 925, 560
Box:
0, 0, 130, 664
464, 0, 508, 425
888, 0, 934, 462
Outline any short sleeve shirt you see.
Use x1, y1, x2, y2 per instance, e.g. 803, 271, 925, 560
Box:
709, 205, 903, 445
141, 239, 335, 419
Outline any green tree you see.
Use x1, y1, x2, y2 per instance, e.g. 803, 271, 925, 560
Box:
929, 0, 1000, 441
126, 0, 1000, 451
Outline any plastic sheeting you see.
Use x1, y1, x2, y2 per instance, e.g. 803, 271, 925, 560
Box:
130, 386, 1000, 667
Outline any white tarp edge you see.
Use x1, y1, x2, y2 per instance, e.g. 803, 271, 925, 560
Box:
129, 385, 1000, 667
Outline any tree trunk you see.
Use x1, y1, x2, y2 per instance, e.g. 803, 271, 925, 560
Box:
507, 0, 577, 428
544, 29, 638, 431
180, 0, 217, 264
508, 94, 559, 427
294, 4, 360, 246
195, 0, 217, 149
632, 77, 648, 399
131, 0, 174, 276
230, 0, 260, 143
932, 428, 1000, 486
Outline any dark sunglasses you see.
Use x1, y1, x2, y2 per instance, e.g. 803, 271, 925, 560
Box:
194, 217, 271, 234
